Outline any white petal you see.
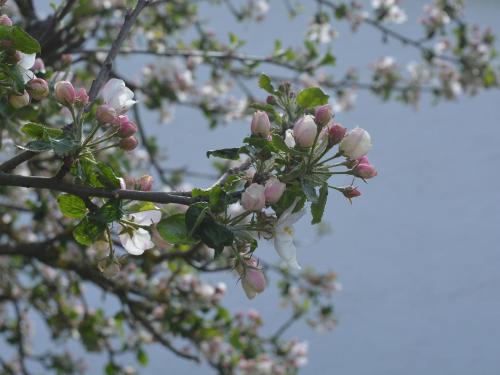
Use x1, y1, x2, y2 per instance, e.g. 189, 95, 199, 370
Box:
129, 210, 161, 226
274, 229, 301, 270
18, 53, 35, 70
119, 228, 154, 255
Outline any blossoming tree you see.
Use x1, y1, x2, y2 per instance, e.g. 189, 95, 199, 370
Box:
0, 0, 497, 374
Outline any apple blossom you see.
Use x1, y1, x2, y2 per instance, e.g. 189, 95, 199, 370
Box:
119, 210, 162, 255
293, 115, 317, 148
250, 111, 271, 137
284, 129, 296, 148
54, 80, 76, 105
241, 183, 266, 212
100, 78, 136, 114
314, 104, 333, 127
96, 104, 117, 124
26, 78, 49, 100
264, 176, 286, 204
9, 91, 30, 108
339, 127, 372, 159
119, 136, 138, 151
273, 199, 305, 270
17, 52, 35, 82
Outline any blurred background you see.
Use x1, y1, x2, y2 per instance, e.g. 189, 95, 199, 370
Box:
33, 0, 500, 374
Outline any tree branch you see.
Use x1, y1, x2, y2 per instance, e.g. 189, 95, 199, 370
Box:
0, 173, 195, 205
86, 0, 150, 104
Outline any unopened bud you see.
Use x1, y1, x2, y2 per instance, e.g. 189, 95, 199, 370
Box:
26, 78, 49, 100
266, 95, 277, 105
264, 176, 286, 204
61, 54, 72, 67
9, 90, 30, 108
327, 122, 347, 146
139, 175, 153, 191
75, 87, 89, 106
0, 15, 12, 26
339, 127, 372, 160
96, 104, 117, 124
115, 115, 137, 137
314, 104, 333, 127
119, 136, 138, 151
240, 258, 267, 299
32, 58, 45, 73
241, 183, 266, 212
250, 111, 271, 137
340, 186, 361, 199
54, 80, 76, 105
352, 157, 377, 179
293, 115, 317, 148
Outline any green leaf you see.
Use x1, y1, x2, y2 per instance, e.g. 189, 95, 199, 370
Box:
57, 194, 88, 219
301, 179, 318, 203
50, 136, 78, 157
185, 203, 234, 254
0, 25, 41, 54
258, 74, 275, 94
319, 52, 336, 67
157, 214, 197, 245
73, 218, 106, 246
19, 140, 52, 152
11, 26, 41, 53
311, 183, 328, 224
206, 147, 242, 160
137, 348, 149, 366
96, 162, 121, 188
296, 87, 329, 108
91, 200, 122, 224
21, 123, 63, 139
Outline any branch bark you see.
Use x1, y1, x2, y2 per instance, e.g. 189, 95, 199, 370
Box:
0, 173, 195, 205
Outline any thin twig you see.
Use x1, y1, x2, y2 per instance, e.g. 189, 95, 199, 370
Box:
86, 0, 150, 104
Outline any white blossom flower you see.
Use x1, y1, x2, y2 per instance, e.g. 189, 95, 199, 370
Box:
17, 52, 35, 83
100, 78, 137, 114
119, 210, 161, 255
284, 129, 296, 148
273, 199, 305, 269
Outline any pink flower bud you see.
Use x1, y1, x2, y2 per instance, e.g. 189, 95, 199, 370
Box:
54, 80, 76, 105
264, 176, 286, 204
250, 111, 271, 137
26, 78, 49, 100
96, 104, 117, 124
119, 136, 138, 151
294, 115, 318, 148
339, 127, 372, 159
340, 186, 361, 199
75, 87, 89, 106
9, 90, 30, 108
115, 115, 137, 137
327, 122, 347, 146
352, 157, 377, 179
32, 58, 45, 73
353, 163, 377, 179
266, 95, 277, 105
314, 104, 333, 127
0, 15, 12, 26
240, 258, 267, 299
61, 54, 72, 67
241, 183, 266, 212
139, 175, 153, 191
